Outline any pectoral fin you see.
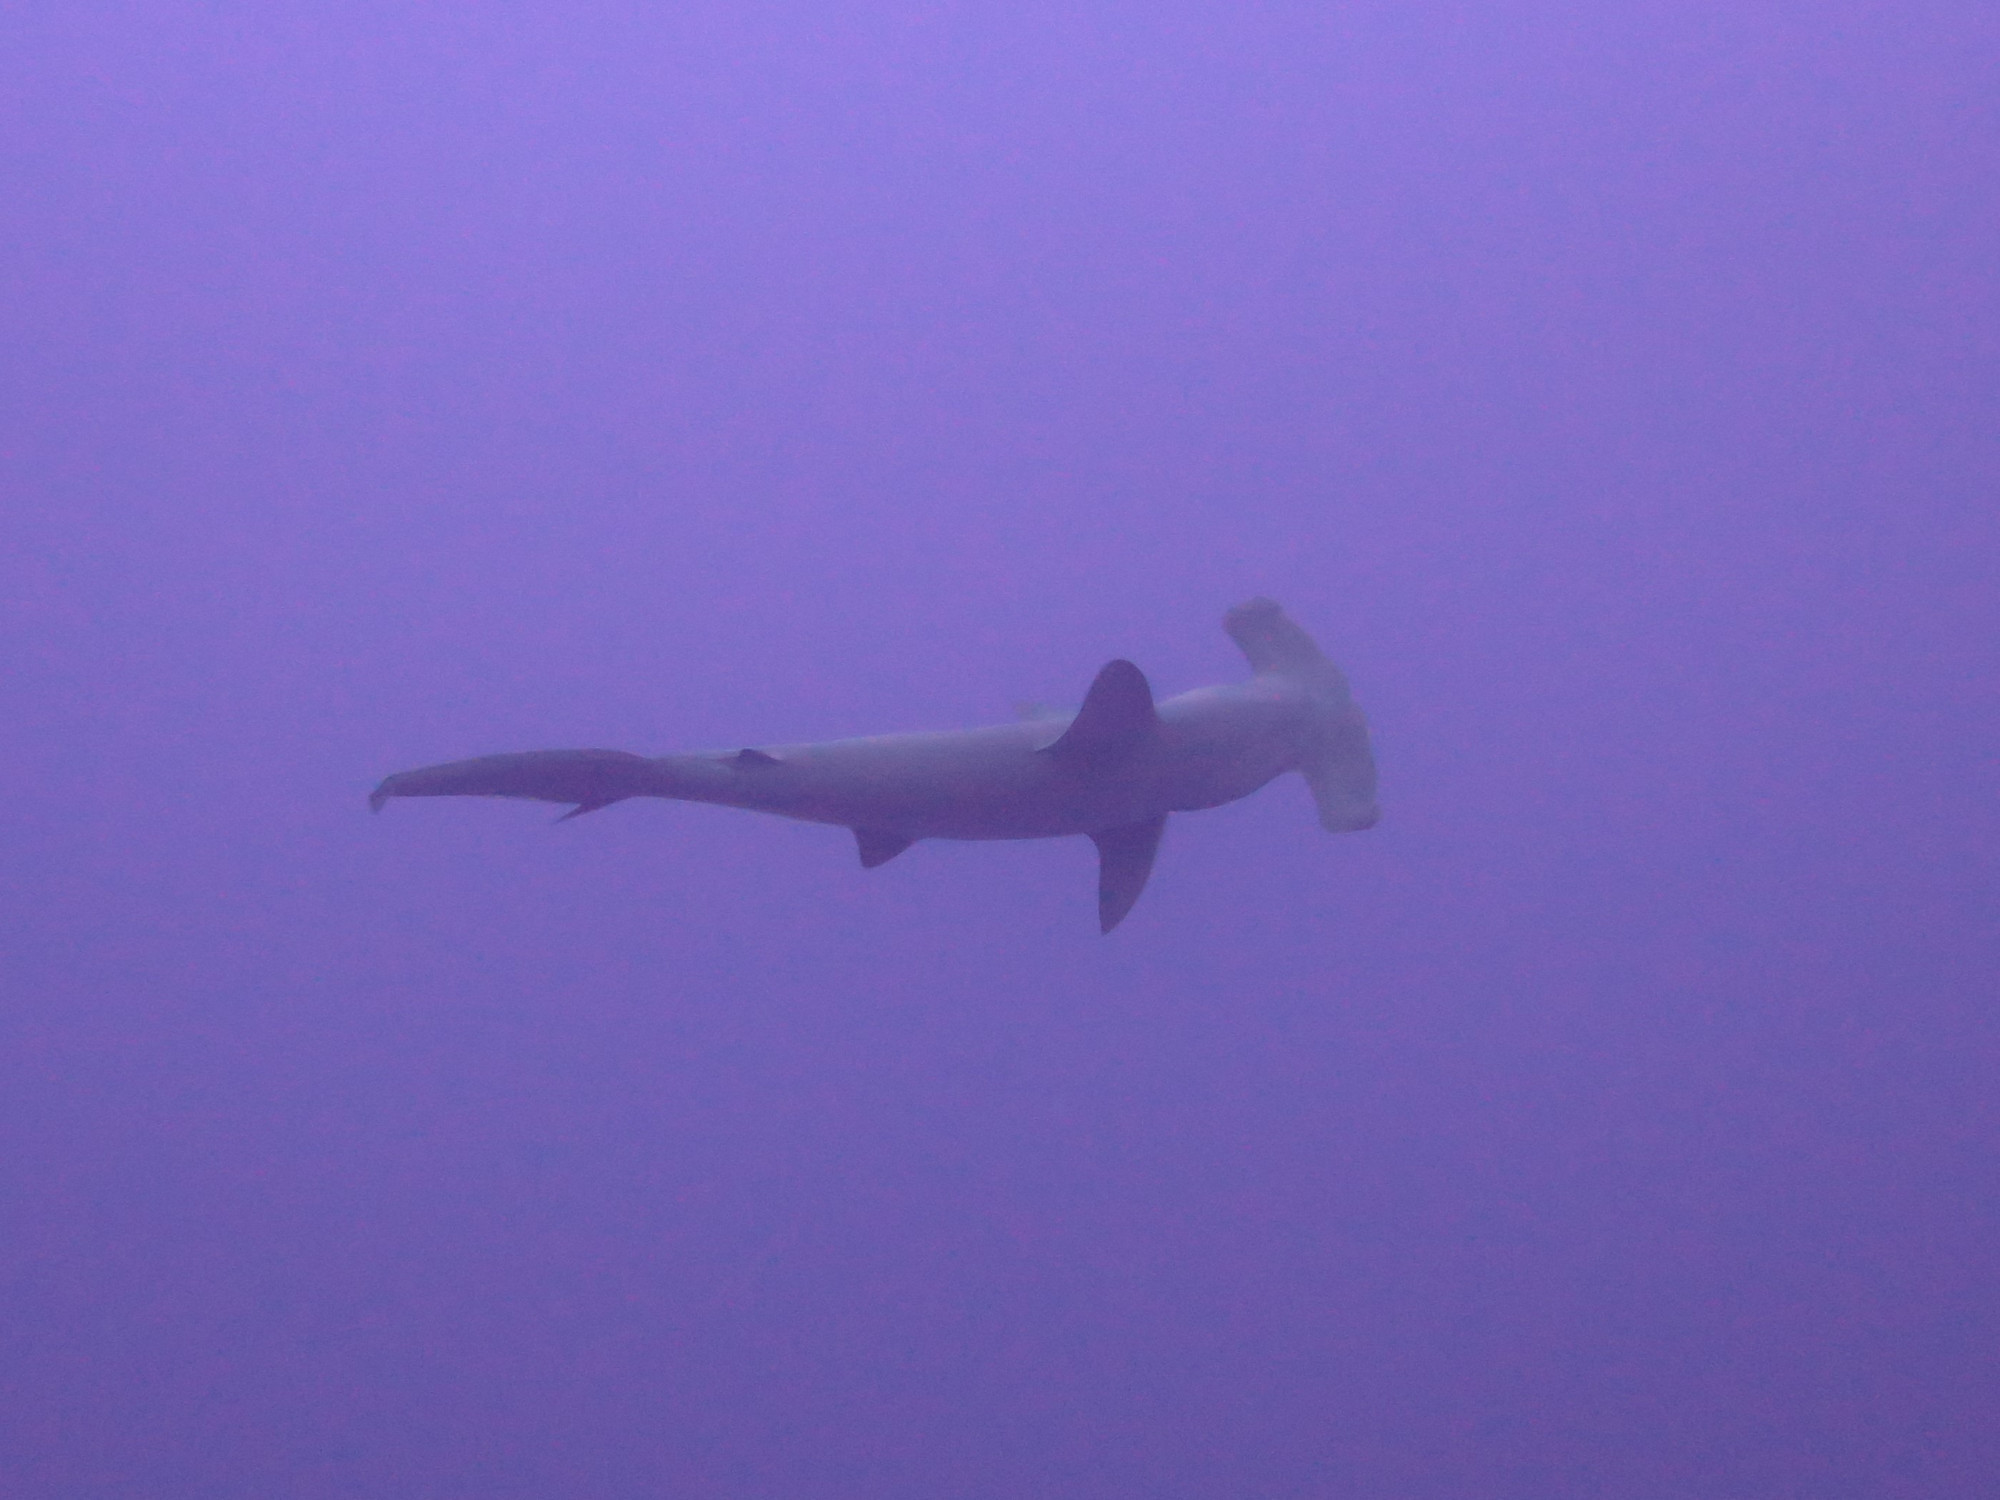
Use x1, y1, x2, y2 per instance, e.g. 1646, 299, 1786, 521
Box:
1089, 814, 1167, 933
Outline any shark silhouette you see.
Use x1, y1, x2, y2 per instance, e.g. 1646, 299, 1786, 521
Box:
369, 598, 1377, 931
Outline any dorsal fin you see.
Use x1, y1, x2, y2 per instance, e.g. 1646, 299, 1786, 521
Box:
853, 827, 914, 868
733, 747, 781, 767
1043, 659, 1158, 762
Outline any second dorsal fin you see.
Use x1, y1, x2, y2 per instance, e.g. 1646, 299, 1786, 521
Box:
1044, 659, 1158, 763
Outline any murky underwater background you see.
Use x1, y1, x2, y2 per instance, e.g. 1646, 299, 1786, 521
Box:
5, 3, 1997, 1495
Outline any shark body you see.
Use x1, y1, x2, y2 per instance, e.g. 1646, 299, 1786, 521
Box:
369, 598, 1377, 931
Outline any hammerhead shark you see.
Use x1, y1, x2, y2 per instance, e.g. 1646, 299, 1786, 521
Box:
369, 598, 1377, 931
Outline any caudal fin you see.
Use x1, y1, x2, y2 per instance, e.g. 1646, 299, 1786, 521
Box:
368, 748, 660, 818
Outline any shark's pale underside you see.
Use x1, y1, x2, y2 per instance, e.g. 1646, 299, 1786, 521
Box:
369, 598, 1378, 931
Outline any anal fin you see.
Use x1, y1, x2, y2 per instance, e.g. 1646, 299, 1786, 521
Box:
854, 827, 915, 869
1089, 814, 1167, 933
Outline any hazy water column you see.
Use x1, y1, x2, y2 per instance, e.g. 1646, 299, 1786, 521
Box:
2, 3, 1997, 1498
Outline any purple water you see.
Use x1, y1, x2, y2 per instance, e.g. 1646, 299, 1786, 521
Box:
5, 3, 1997, 1495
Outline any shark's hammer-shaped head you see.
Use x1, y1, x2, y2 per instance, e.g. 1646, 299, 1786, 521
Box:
1225, 597, 1379, 832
